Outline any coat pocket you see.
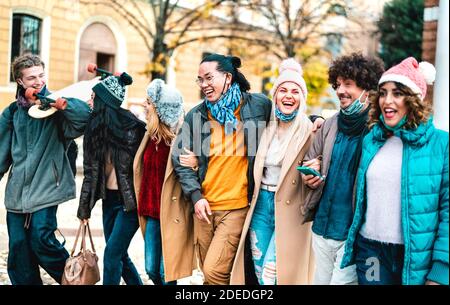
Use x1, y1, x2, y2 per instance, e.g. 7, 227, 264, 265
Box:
8, 164, 14, 179
52, 160, 60, 187
214, 234, 241, 275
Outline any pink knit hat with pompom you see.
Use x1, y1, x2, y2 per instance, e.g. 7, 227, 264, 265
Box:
270, 58, 308, 104
378, 57, 436, 101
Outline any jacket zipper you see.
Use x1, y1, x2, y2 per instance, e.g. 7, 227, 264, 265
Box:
52, 161, 60, 187
401, 146, 410, 284
8, 164, 14, 179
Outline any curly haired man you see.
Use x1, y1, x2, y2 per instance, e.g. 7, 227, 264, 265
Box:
300, 52, 385, 285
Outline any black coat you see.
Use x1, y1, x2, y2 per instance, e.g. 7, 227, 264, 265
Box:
77, 125, 145, 219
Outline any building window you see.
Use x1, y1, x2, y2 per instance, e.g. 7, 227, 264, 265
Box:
10, 14, 42, 81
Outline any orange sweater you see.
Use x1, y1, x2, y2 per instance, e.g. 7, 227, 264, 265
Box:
202, 104, 249, 211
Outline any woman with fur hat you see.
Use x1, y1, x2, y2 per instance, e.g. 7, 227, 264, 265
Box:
230, 58, 316, 284
78, 72, 146, 285
133, 79, 184, 285
341, 57, 448, 285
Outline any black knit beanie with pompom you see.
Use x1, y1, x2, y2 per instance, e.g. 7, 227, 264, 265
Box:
92, 72, 133, 109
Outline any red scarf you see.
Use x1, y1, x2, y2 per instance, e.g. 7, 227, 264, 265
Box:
138, 139, 170, 219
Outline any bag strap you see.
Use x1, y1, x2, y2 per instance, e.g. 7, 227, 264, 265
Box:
85, 222, 97, 254
80, 222, 87, 255
70, 222, 97, 256
70, 222, 84, 256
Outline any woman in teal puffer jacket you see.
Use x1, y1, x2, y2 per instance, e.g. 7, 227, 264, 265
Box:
341, 57, 448, 285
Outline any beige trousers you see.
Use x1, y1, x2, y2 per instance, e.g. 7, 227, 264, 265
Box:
194, 206, 249, 285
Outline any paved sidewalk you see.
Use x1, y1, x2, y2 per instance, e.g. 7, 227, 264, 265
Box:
0, 173, 204, 285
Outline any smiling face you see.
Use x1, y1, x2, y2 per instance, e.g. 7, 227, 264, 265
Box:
275, 82, 302, 115
334, 76, 367, 109
197, 61, 232, 103
144, 96, 155, 117
379, 82, 409, 128
17, 65, 46, 91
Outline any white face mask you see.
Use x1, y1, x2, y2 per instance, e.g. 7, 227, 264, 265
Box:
341, 90, 367, 116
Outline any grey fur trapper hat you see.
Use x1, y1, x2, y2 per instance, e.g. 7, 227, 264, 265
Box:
146, 78, 184, 127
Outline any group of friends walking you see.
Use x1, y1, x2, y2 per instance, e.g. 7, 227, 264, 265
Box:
0, 50, 447, 286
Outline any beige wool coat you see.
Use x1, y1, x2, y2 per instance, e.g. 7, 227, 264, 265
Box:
230, 114, 316, 285
133, 133, 196, 282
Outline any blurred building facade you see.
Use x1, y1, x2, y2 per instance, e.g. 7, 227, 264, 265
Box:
0, 0, 269, 112
1, 0, 389, 117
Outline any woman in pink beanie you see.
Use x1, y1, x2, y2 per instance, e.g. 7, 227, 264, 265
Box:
230, 58, 317, 284
341, 57, 449, 285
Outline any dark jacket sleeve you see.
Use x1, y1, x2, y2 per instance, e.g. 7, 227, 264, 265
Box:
171, 110, 203, 205
115, 126, 145, 209
77, 137, 96, 220
260, 94, 272, 123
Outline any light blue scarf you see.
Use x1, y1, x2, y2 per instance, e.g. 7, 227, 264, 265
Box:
275, 106, 298, 122
341, 90, 367, 116
206, 82, 242, 134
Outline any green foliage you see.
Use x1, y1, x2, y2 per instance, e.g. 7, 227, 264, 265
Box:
378, 0, 424, 68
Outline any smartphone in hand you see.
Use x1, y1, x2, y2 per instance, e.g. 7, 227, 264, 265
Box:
297, 166, 323, 179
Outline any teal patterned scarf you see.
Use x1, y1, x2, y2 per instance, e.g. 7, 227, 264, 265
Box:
206, 82, 242, 134
275, 106, 298, 122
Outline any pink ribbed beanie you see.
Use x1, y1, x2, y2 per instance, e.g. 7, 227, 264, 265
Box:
378, 57, 436, 100
270, 58, 307, 103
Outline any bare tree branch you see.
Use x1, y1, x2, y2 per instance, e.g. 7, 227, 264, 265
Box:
110, 0, 154, 39
131, 0, 152, 31
169, 0, 227, 50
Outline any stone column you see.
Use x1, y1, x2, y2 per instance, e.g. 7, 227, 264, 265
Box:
433, 0, 449, 131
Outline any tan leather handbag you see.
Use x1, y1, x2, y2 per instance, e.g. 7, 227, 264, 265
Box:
61, 222, 100, 285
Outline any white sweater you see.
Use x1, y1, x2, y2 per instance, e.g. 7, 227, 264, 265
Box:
360, 136, 404, 244
262, 134, 282, 186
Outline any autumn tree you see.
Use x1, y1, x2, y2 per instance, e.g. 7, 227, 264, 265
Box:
232, 0, 366, 61
84, 0, 231, 80
224, 0, 369, 105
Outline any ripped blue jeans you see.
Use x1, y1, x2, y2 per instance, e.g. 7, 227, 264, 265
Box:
249, 189, 277, 285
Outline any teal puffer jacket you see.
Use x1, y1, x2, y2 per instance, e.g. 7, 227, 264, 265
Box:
0, 98, 90, 213
341, 118, 449, 285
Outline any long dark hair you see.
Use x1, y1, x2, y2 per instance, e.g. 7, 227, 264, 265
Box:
84, 97, 144, 162
201, 54, 251, 92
